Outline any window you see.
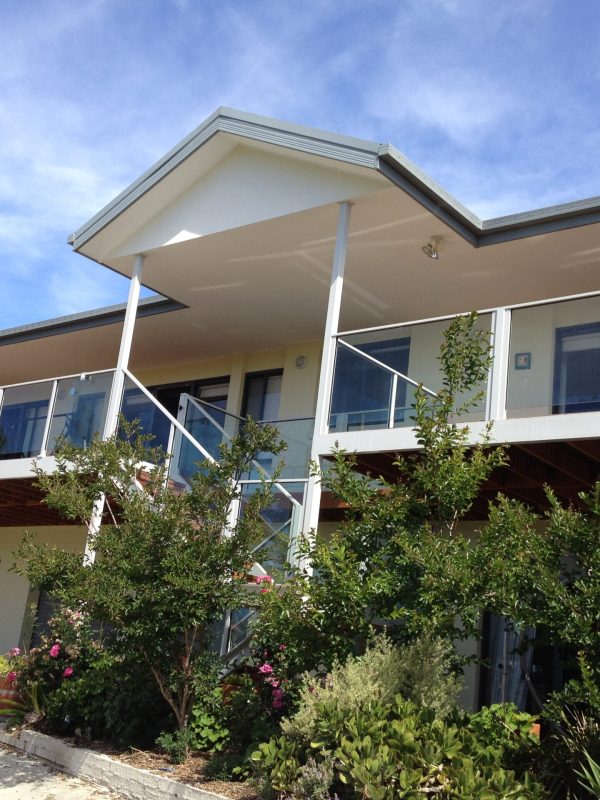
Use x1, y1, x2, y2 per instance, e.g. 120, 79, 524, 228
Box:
242, 371, 283, 421
553, 322, 600, 414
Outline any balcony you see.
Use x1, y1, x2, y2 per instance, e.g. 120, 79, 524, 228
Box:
323, 291, 600, 452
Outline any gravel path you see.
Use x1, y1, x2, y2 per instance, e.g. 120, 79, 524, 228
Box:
0, 744, 123, 799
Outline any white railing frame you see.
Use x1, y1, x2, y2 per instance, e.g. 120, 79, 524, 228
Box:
182, 393, 305, 509
0, 369, 115, 461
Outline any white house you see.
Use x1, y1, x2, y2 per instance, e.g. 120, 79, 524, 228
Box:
2, 108, 600, 708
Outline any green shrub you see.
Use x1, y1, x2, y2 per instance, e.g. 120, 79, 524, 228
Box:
289, 756, 334, 800
156, 729, 194, 764
468, 703, 539, 772
281, 635, 460, 745
253, 695, 545, 799
188, 689, 229, 753
0, 656, 10, 676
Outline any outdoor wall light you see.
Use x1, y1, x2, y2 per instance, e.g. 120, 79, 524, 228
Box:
295, 355, 308, 369
422, 236, 443, 260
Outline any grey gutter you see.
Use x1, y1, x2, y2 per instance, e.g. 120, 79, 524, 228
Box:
0, 296, 185, 346
69, 107, 600, 253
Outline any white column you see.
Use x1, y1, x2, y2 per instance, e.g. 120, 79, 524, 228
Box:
487, 307, 511, 422
301, 202, 352, 553
103, 254, 144, 439
86, 254, 144, 562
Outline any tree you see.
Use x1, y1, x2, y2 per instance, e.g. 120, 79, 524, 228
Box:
14, 418, 284, 733
254, 311, 600, 727
252, 313, 507, 678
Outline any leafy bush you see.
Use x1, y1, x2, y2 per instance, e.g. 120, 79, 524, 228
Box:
281, 636, 460, 745
156, 729, 194, 764
11, 609, 169, 746
0, 656, 10, 676
188, 689, 229, 753
468, 703, 539, 773
252, 695, 544, 799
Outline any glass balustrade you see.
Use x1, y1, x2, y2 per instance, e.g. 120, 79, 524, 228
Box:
329, 315, 491, 433
506, 295, 600, 418
242, 480, 306, 576
0, 381, 53, 459
46, 372, 113, 454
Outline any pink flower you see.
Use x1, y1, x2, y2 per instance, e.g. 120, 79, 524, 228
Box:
279, 644, 287, 651
9, 647, 21, 657
62, 666, 74, 678
6, 671, 17, 683
272, 697, 284, 709
272, 688, 285, 699
255, 575, 274, 584
259, 588, 270, 594
49, 643, 61, 658
258, 663, 273, 675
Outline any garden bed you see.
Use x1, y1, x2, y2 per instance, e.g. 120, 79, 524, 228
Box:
0, 726, 258, 800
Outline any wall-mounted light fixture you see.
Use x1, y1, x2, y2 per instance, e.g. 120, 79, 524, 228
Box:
295, 355, 308, 369
421, 235, 443, 260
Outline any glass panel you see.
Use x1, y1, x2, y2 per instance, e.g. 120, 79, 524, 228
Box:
120, 381, 173, 451
46, 372, 113, 454
0, 381, 53, 459
242, 481, 306, 577
226, 608, 255, 653
330, 315, 491, 432
329, 344, 393, 432
507, 297, 600, 418
262, 417, 314, 480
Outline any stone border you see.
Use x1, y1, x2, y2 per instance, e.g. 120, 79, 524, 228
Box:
0, 726, 229, 800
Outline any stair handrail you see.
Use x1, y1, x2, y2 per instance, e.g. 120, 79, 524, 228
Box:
182, 393, 304, 509
123, 368, 216, 464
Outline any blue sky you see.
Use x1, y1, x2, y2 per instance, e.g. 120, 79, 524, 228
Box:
1, 0, 599, 329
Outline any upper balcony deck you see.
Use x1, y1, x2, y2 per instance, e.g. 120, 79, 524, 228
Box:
314, 290, 600, 458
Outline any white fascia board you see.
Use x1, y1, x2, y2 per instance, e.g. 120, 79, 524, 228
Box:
0, 456, 56, 480
313, 412, 600, 458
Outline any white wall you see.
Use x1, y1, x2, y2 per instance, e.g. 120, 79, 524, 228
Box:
0, 526, 87, 653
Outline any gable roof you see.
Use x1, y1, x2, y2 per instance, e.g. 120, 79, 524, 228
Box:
69, 107, 600, 254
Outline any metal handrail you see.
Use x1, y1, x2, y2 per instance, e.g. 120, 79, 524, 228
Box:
182, 394, 304, 508
336, 288, 600, 339
123, 369, 216, 464
0, 368, 114, 393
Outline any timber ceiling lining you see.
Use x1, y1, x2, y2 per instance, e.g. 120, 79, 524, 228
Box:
0, 478, 69, 527
327, 439, 600, 521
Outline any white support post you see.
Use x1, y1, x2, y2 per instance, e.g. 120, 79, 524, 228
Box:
85, 254, 144, 563
39, 380, 59, 457
102, 254, 144, 440
487, 307, 511, 422
301, 202, 352, 557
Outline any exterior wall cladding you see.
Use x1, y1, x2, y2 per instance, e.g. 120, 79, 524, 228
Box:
2, 108, 600, 709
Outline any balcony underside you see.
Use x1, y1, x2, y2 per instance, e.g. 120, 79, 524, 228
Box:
322, 438, 600, 520
0, 477, 67, 526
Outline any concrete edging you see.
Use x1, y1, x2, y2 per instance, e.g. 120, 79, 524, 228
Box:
0, 726, 230, 800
